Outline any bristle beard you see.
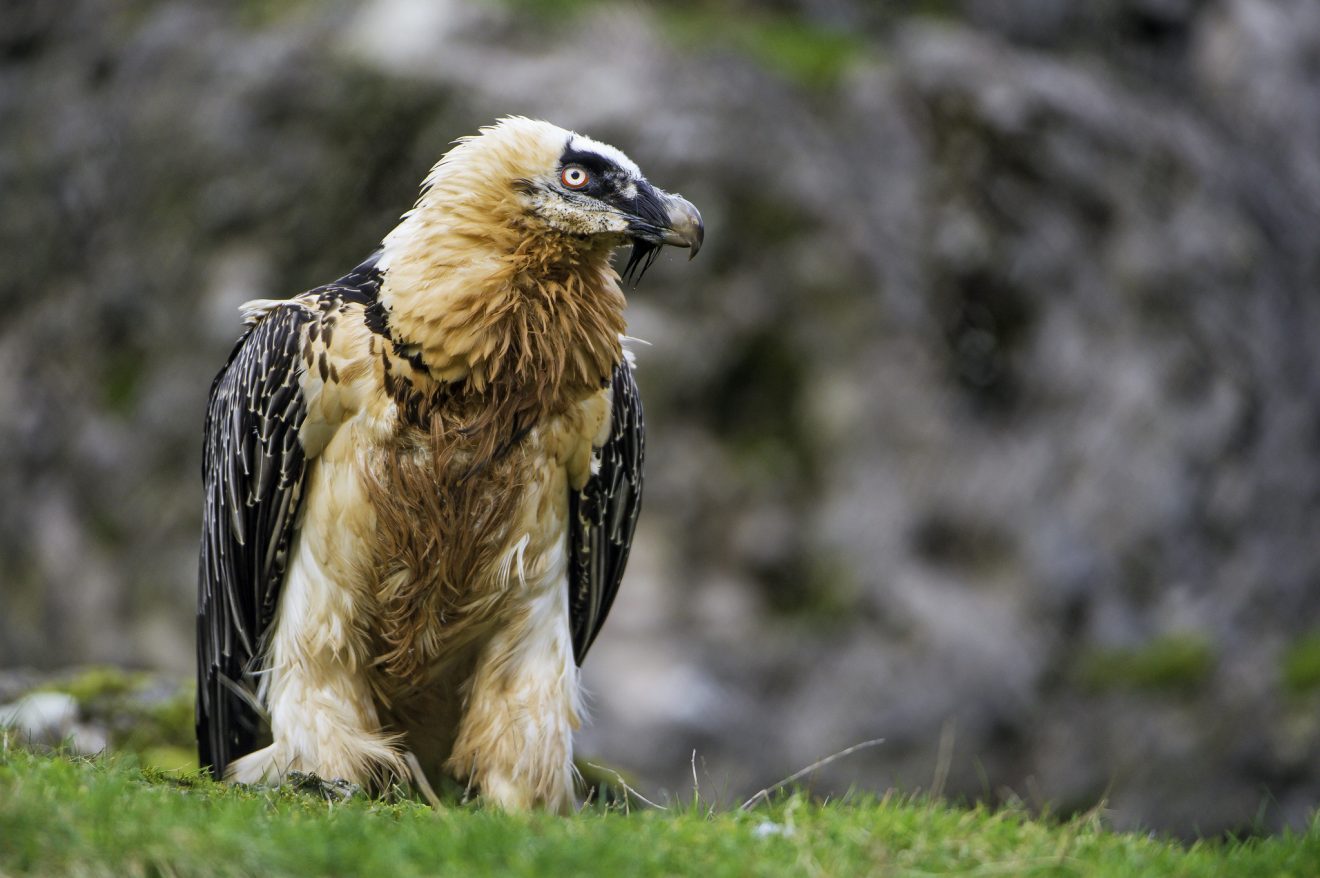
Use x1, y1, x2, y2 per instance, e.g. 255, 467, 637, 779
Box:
622, 240, 661, 288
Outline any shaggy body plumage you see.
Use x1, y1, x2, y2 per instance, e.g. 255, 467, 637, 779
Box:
196, 118, 701, 811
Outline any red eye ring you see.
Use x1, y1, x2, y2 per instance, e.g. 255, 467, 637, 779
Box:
561, 165, 590, 190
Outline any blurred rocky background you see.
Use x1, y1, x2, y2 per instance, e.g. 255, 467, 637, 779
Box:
4, 0, 1320, 837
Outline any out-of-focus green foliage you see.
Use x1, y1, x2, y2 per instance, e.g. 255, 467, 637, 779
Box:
38, 666, 146, 703
1076, 635, 1215, 694
497, 0, 601, 19
236, 0, 316, 28
1282, 632, 1320, 695
660, 8, 865, 90
502, 0, 868, 89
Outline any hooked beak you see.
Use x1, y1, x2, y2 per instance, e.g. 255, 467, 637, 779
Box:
626, 182, 704, 257
622, 182, 705, 285
657, 194, 704, 260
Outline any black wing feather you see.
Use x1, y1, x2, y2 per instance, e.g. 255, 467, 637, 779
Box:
196, 303, 313, 779
568, 362, 645, 663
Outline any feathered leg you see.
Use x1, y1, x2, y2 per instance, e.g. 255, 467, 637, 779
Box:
445, 573, 581, 813
227, 507, 406, 790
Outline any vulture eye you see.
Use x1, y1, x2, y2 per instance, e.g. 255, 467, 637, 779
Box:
560, 165, 590, 190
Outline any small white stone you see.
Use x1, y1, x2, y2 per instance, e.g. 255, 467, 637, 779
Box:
752, 820, 792, 839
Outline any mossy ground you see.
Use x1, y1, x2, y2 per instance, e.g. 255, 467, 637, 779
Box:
4, 742, 1320, 877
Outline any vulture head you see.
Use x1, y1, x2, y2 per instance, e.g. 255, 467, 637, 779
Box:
385, 117, 703, 286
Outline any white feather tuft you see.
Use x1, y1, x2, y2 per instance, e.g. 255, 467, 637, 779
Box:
499, 533, 532, 589
239, 298, 287, 326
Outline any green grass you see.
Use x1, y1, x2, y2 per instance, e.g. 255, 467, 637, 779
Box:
4, 745, 1320, 877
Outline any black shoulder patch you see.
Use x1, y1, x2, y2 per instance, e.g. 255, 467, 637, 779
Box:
323, 251, 384, 309
323, 249, 426, 371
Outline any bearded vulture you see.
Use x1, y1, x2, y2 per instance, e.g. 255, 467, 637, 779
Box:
196, 118, 703, 811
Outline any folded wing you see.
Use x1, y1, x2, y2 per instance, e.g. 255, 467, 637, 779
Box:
196, 303, 313, 779
568, 362, 645, 663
